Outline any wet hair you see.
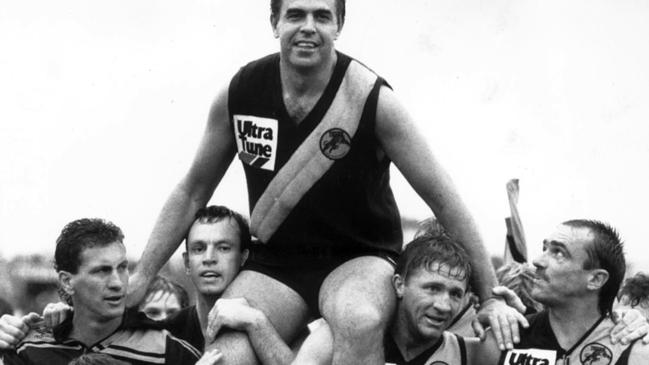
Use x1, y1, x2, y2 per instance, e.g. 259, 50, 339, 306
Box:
54, 218, 124, 274
396, 232, 472, 286
270, 0, 346, 28
618, 272, 649, 308
185, 205, 251, 251
563, 219, 625, 316
413, 217, 447, 239
68, 353, 129, 365
496, 262, 543, 314
140, 275, 190, 309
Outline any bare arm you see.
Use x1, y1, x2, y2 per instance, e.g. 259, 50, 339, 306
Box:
375, 86, 527, 349
206, 298, 294, 365
375, 85, 495, 300
128, 86, 237, 305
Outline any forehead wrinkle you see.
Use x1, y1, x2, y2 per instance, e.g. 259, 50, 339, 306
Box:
426, 262, 467, 281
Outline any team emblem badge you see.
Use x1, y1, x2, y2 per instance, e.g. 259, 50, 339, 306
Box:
319, 128, 351, 160
579, 342, 612, 365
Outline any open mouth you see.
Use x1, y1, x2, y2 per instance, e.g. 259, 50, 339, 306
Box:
424, 315, 447, 327
294, 41, 318, 49
104, 295, 123, 305
200, 271, 221, 280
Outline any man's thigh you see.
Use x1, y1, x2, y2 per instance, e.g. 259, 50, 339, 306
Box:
221, 269, 310, 341
319, 256, 396, 330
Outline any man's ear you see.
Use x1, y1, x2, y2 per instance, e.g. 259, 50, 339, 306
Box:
587, 269, 610, 291
59, 271, 74, 296
241, 249, 250, 267
182, 252, 190, 275
270, 15, 279, 38
393, 274, 405, 299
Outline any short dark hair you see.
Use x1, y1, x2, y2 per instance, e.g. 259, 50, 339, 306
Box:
396, 232, 472, 286
68, 353, 130, 365
270, 0, 346, 28
141, 275, 190, 309
186, 205, 251, 251
618, 272, 649, 307
563, 219, 625, 316
55, 218, 125, 274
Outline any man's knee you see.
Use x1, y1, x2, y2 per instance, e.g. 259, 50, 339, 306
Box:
325, 301, 390, 337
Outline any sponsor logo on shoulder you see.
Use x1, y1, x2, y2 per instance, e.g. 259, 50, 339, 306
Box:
503, 348, 556, 365
319, 128, 351, 160
234, 115, 278, 171
579, 342, 612, 365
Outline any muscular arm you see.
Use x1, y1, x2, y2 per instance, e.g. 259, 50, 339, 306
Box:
375, 86, 527, 349
374, 86, 495, 301
129, 86, 237, 304
206, 298, 295, 365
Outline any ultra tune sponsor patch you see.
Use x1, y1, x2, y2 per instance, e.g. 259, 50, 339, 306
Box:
233, 114, 278, 171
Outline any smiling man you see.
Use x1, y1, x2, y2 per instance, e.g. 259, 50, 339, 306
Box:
130, 0, 525, 363
0, 218, 201, 365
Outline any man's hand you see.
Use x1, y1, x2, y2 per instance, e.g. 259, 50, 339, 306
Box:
0, 313, 41, 349
205, 298, 262, 344
126, 271, 151, 307
196, 349, 223, 365
473, 293, 529, 350
610, 308, 649, 345
42, 302, 73, 328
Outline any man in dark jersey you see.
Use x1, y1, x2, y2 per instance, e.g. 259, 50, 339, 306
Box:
500, 220, 649, 365
0, 218, 201, 365
128, 0, 527, 363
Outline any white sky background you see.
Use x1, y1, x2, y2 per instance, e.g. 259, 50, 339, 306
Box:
1, 0, 648, 272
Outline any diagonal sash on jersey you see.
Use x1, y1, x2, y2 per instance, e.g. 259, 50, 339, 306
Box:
250, 60, 378, 243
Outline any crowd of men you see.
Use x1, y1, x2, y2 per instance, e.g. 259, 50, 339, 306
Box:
2, 0, 649, 364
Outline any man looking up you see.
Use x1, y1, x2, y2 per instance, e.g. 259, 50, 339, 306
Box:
0, 218, 201, 365
501, 219, 649, 365
129, 0, 525, 363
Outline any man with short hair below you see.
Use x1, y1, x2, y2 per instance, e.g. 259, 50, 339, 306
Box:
130, 0, 526, 363
500, 219, 649, 365
293, 232, 502, 365
0, 218, 201, 365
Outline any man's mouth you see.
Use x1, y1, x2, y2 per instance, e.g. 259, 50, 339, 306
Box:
294, 41, 318, 49
200, 271, 221, 280
104, 295, 124, 305
423, 314, 448, 327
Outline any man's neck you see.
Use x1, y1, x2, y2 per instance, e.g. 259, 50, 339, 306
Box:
70, 312, 122, 346
196, 293, 219, 334
279, 52, 337, 97
390, 313, 441, 362
547, 298, 602, 350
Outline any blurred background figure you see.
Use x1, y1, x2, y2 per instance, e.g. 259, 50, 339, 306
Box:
6, 255, 58, 316
616, 272, 649, 319
496, 262, 543, 315
139, 275, 189, 321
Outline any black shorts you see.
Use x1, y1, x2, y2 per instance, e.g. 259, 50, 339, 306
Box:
242, 244, 397, 318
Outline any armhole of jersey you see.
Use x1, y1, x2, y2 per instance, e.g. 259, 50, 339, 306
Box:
456, 333, 467, 365
615, 338, 640, 365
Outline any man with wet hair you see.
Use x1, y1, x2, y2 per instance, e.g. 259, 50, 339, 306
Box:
0, 218, 201, 365
616, 272, 649, 320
